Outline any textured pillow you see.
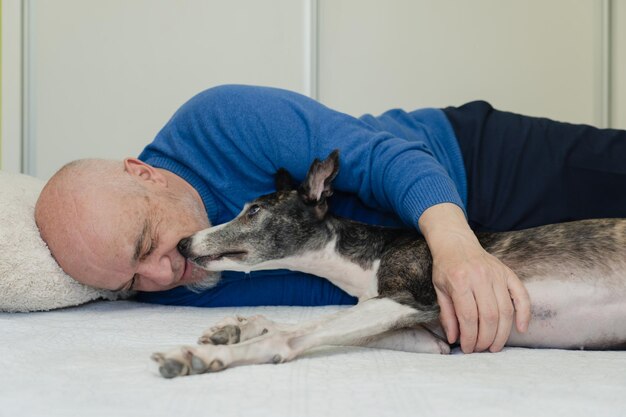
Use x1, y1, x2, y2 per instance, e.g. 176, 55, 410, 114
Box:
0, 171, 118, 312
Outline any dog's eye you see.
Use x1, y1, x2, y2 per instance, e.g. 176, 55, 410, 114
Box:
247, 204, 261, 218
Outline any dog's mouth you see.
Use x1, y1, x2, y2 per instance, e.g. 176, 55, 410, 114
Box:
191, 251, 248, 266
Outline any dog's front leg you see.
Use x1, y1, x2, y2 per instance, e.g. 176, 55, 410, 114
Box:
197, 314, 296, 345
199, 316, 449, 354
152, 296, 436, 378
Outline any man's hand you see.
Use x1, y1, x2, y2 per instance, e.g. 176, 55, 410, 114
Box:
418, 203, 531, 353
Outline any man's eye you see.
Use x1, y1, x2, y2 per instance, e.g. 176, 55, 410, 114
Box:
247, 204, 261, 217
141, 244, 155, 260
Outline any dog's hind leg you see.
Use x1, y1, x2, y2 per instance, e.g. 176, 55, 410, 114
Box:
360, 327, 450, 354
152, 296, 438, 378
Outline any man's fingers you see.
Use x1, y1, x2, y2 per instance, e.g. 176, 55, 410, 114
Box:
488, 275, 515, 352
449, 289, 479, 353
429, 238, 531, 354
507, 272, 531, 333
435, 289, 459, 344
472, 284, 499, 352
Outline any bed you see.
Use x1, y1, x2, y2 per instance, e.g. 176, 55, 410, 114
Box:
2, 300, 626, 417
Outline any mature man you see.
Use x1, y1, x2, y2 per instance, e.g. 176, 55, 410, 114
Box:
35, 85, 626, 354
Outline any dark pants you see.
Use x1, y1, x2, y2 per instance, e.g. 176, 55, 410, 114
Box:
443, 101, 626, 232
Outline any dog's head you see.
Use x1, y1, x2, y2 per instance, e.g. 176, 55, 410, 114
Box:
177, 150, 340, 274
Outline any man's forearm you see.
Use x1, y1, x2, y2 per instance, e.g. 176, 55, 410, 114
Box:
418, 202, 479, 258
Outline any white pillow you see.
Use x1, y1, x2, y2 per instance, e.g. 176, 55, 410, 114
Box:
0, 171, 118, 312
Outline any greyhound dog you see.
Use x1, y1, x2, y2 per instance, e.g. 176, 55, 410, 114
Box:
151, 150, 626, 378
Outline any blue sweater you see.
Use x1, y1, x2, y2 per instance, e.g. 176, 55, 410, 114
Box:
135, 85, 466, 307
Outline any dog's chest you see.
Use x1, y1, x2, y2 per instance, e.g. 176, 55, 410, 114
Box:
259, 239, 380, 301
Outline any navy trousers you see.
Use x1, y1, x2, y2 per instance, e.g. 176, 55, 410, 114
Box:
443, 101, 626, 232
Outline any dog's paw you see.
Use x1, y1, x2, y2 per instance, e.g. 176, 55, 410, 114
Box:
198, 314, 276, 345
151, 345, 229, 378
180, 346, 228, 374
198, 324, 241, 345
435, 338, 451, 355
151, 349, 192, 379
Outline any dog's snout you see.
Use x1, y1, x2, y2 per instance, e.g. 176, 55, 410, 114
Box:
177, 237, 192, 257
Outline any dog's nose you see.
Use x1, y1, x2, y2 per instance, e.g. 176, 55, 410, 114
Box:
177, 237, 192, 257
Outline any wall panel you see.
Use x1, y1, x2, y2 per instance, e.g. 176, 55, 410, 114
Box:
318, 0, 602, 125
26, 0, 309, 179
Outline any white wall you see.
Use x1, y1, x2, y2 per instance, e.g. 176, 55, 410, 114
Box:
2, 0, 625, 178
1, 0, 23, 173
319, 0, 605, 124
23, 0, 311, 179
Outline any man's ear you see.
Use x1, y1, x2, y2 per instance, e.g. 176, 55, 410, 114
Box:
275, 168, 294, 192
123, 158, 167, 186
298, 149, 340, 205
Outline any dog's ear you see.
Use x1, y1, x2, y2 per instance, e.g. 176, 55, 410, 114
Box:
298, 150, 340, 212
275, 168, 294, 192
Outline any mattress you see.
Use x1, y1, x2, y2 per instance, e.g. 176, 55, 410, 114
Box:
1, 300, 625, 417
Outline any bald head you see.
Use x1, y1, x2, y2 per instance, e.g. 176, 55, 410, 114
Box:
37, 159, 145, 206
35, 158, 211, 292
35, 159, 148, 287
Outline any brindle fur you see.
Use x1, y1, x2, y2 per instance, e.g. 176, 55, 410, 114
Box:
309, 214, 625, 317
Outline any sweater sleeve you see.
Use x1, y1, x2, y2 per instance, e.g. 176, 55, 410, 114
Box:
181, 84, 465, 229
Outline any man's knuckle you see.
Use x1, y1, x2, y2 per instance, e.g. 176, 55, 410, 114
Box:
445, 280, 468, 296
449, 268, 468, 283
482, 311, 499, 325
459, 312, 477, 325
475, 264, 489, 277
501, 304, 515, 317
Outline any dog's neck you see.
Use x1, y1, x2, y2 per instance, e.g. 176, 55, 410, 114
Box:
246, 215, 416, 300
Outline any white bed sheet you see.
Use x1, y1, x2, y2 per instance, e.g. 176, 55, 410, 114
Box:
1, 300, 625, 417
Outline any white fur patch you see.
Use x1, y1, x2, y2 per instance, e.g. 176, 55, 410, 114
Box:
255, 239, 379, 301
211, 238, 380, 301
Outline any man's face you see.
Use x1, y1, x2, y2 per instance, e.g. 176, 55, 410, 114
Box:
70, 185, 211, 292
37, 160, 212, 292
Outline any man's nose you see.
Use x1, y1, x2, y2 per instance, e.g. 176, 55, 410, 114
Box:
178, 237, 192, 257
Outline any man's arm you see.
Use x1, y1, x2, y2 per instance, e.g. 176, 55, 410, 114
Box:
419, 203, 531, 353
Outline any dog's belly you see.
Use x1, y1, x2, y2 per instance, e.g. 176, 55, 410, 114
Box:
506, 274, 626, 349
